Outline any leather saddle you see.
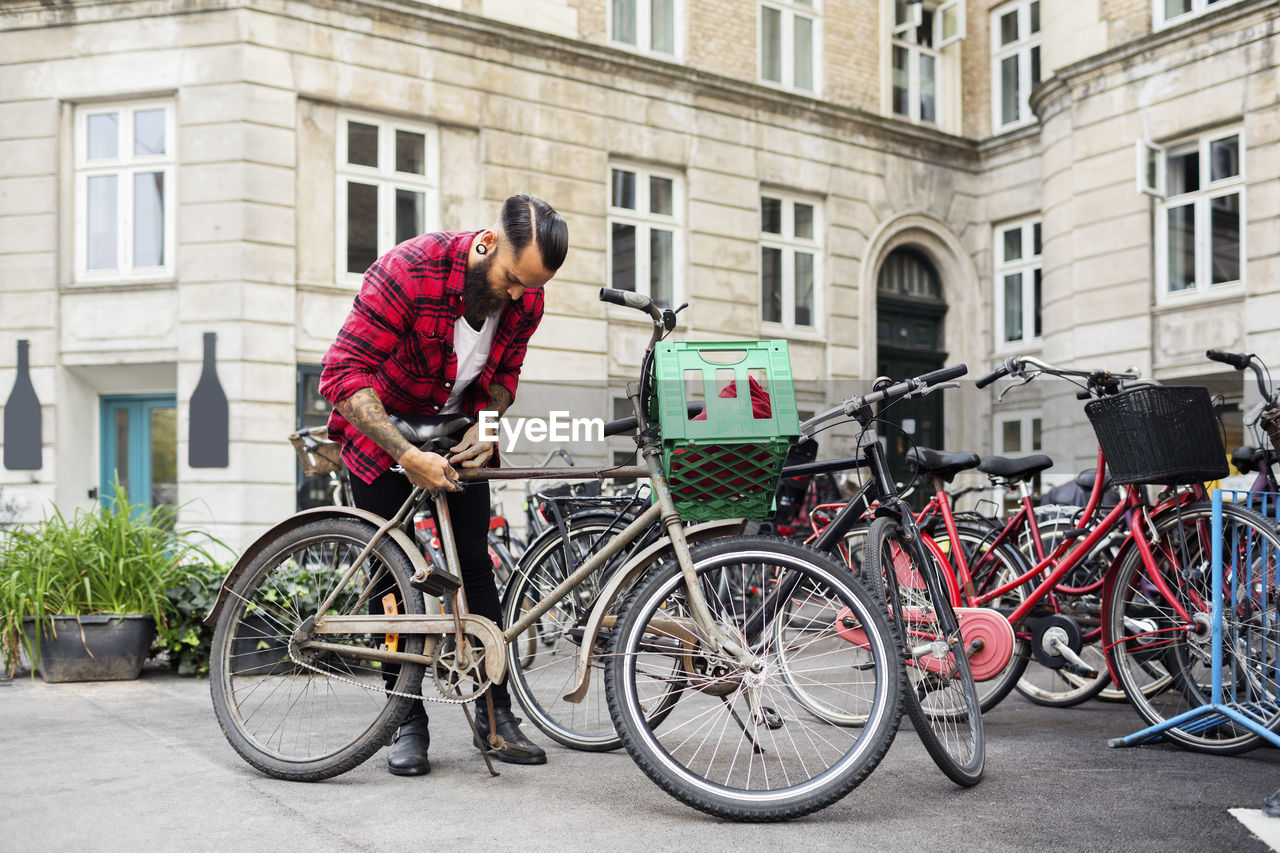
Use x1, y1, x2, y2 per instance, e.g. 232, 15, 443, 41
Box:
389, 414, 475, 455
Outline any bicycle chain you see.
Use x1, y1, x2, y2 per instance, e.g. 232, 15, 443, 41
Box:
286, 642, 483, 706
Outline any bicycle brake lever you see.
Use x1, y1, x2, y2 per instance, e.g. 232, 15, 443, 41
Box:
995, 372, 1034, 403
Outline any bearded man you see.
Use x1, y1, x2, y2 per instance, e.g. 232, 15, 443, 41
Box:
319, 194, 568, 775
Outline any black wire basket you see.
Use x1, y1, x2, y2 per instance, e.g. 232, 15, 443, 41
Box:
1084, 386, 1228, 486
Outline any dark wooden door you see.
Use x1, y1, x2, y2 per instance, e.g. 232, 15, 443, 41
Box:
876, 249, 948, 498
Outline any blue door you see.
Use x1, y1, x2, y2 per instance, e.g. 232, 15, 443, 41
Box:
100, 395, 178, 514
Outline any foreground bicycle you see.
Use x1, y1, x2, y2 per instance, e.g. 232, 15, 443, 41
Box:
205, 289, 902, 821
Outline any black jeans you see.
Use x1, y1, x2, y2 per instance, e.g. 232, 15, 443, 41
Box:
349, 467, 510, 721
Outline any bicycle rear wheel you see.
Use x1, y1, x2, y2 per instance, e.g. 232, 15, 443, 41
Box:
865, 517, 985, 786
1104, 501, 1280, 754
606, 536, 903, 821
209, 518, 426, 780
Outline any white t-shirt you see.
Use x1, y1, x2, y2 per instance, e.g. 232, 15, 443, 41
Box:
440, 312, 499, 414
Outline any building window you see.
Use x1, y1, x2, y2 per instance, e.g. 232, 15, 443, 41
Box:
1142, 129, 1244, 300
1154, 0, 1243, 30
991, 0, 1040, 131
994, 218, 1042, 348
611, 0, 680, 57
890, 0, 964, 126
336, 113, 438, 282
760, 1, 820, 94
74, 101, 175, 282
608, 164, 683, 308
760, 192, 822, 328
995, 410, 1042, 456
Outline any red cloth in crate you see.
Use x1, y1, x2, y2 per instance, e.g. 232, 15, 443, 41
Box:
674, 376, 774, 498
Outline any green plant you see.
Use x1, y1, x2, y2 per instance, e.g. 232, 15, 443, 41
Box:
0, 484, 228, 675
155, 562, 227, 677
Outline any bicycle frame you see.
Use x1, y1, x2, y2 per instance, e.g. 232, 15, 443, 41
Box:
299, 307, 762, 698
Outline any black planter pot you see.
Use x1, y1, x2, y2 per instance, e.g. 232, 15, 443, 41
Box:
22, 615, 156, 682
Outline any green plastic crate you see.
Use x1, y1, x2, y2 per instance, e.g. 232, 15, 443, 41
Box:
653, 340, 799, 521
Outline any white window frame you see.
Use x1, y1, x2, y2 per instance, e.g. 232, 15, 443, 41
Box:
1151, 127, 1246, 304
335, 112, 439, 285
993, 217, 1042, 350
888, 0, 964, 126
990, 0, 1040, 133
759, 0, 823, 96
74, 100, 176, 283
994, 408, 1043, 456
1153, 0, 1244, 31
608, 0, 683, 60
606, 162, 685, 307
759, 190, 824, 331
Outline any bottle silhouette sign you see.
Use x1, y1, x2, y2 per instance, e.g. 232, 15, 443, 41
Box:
3, 339, 42, 470
189, 332, 229, 468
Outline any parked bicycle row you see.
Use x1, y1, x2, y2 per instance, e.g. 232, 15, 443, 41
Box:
211, 288, 1280, 822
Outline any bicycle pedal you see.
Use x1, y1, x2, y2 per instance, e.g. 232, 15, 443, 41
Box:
761, 706, 783, 729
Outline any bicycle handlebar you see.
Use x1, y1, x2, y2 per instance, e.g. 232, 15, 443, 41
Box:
600, 287, 655, 313
800, 363, 968, 435
1206, 349, 1252, 370
975, 355, 1140, 395
1207, 349, 1275, 404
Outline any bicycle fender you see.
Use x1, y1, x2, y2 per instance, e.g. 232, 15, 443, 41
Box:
202, 506, 448, 627
561, 518, 746, 704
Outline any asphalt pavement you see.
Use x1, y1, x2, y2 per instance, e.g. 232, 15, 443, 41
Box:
2, 670, 1279, 852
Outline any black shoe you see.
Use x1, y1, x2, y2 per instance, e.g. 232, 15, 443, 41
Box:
473, 707, 547, 765
387, 716, 431, 776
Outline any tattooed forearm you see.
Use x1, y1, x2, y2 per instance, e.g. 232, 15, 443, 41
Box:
487, 384, 514, 417
336, 387, 414, 461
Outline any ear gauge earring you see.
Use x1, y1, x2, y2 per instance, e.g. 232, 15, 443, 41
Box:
476, 243, 487, 255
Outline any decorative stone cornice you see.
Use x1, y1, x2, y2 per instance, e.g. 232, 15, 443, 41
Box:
1030, 0, 1278, 119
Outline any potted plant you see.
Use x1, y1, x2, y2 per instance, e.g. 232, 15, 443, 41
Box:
0, 486, 224, 682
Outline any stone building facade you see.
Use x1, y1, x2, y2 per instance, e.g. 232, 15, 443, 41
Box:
0, 0, 1276, 546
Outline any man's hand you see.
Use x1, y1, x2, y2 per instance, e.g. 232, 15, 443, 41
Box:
449, 421, 497, 469
397, 447, 463, 492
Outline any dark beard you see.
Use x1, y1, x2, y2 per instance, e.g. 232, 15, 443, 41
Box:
463, 254, 506, 327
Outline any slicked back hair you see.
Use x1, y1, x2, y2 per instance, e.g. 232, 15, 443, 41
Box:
500, 194, 568, 272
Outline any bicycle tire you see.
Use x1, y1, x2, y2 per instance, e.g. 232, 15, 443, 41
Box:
606, 536, 904, 821
1104, 500, 1280, 754
209, 517, 426, 780
502, 514, 677, 752
865, 517, 985, 786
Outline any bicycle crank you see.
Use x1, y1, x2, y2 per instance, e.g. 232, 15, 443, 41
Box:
1028, 614, 1097, 678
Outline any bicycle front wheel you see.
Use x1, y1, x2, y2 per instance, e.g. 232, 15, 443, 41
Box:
606, 536, 903, 821
1104, 501, 1280, 754
209, 518, 426, 780
865, 517, 985, 786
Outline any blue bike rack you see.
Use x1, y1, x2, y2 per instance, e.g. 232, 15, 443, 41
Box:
1109, 489, 1280, 750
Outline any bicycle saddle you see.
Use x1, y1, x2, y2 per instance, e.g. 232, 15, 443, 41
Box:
1232, 445, 1278, 475
1073, 468, 1112, 491
390, 414, 474, 454
978, 454, 1054, 481
905, 447, 980, 482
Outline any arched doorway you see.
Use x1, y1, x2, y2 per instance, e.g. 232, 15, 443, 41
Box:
876, 248, 948, 491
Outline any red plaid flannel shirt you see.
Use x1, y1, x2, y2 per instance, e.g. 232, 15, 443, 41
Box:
319, 231, 544, 484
